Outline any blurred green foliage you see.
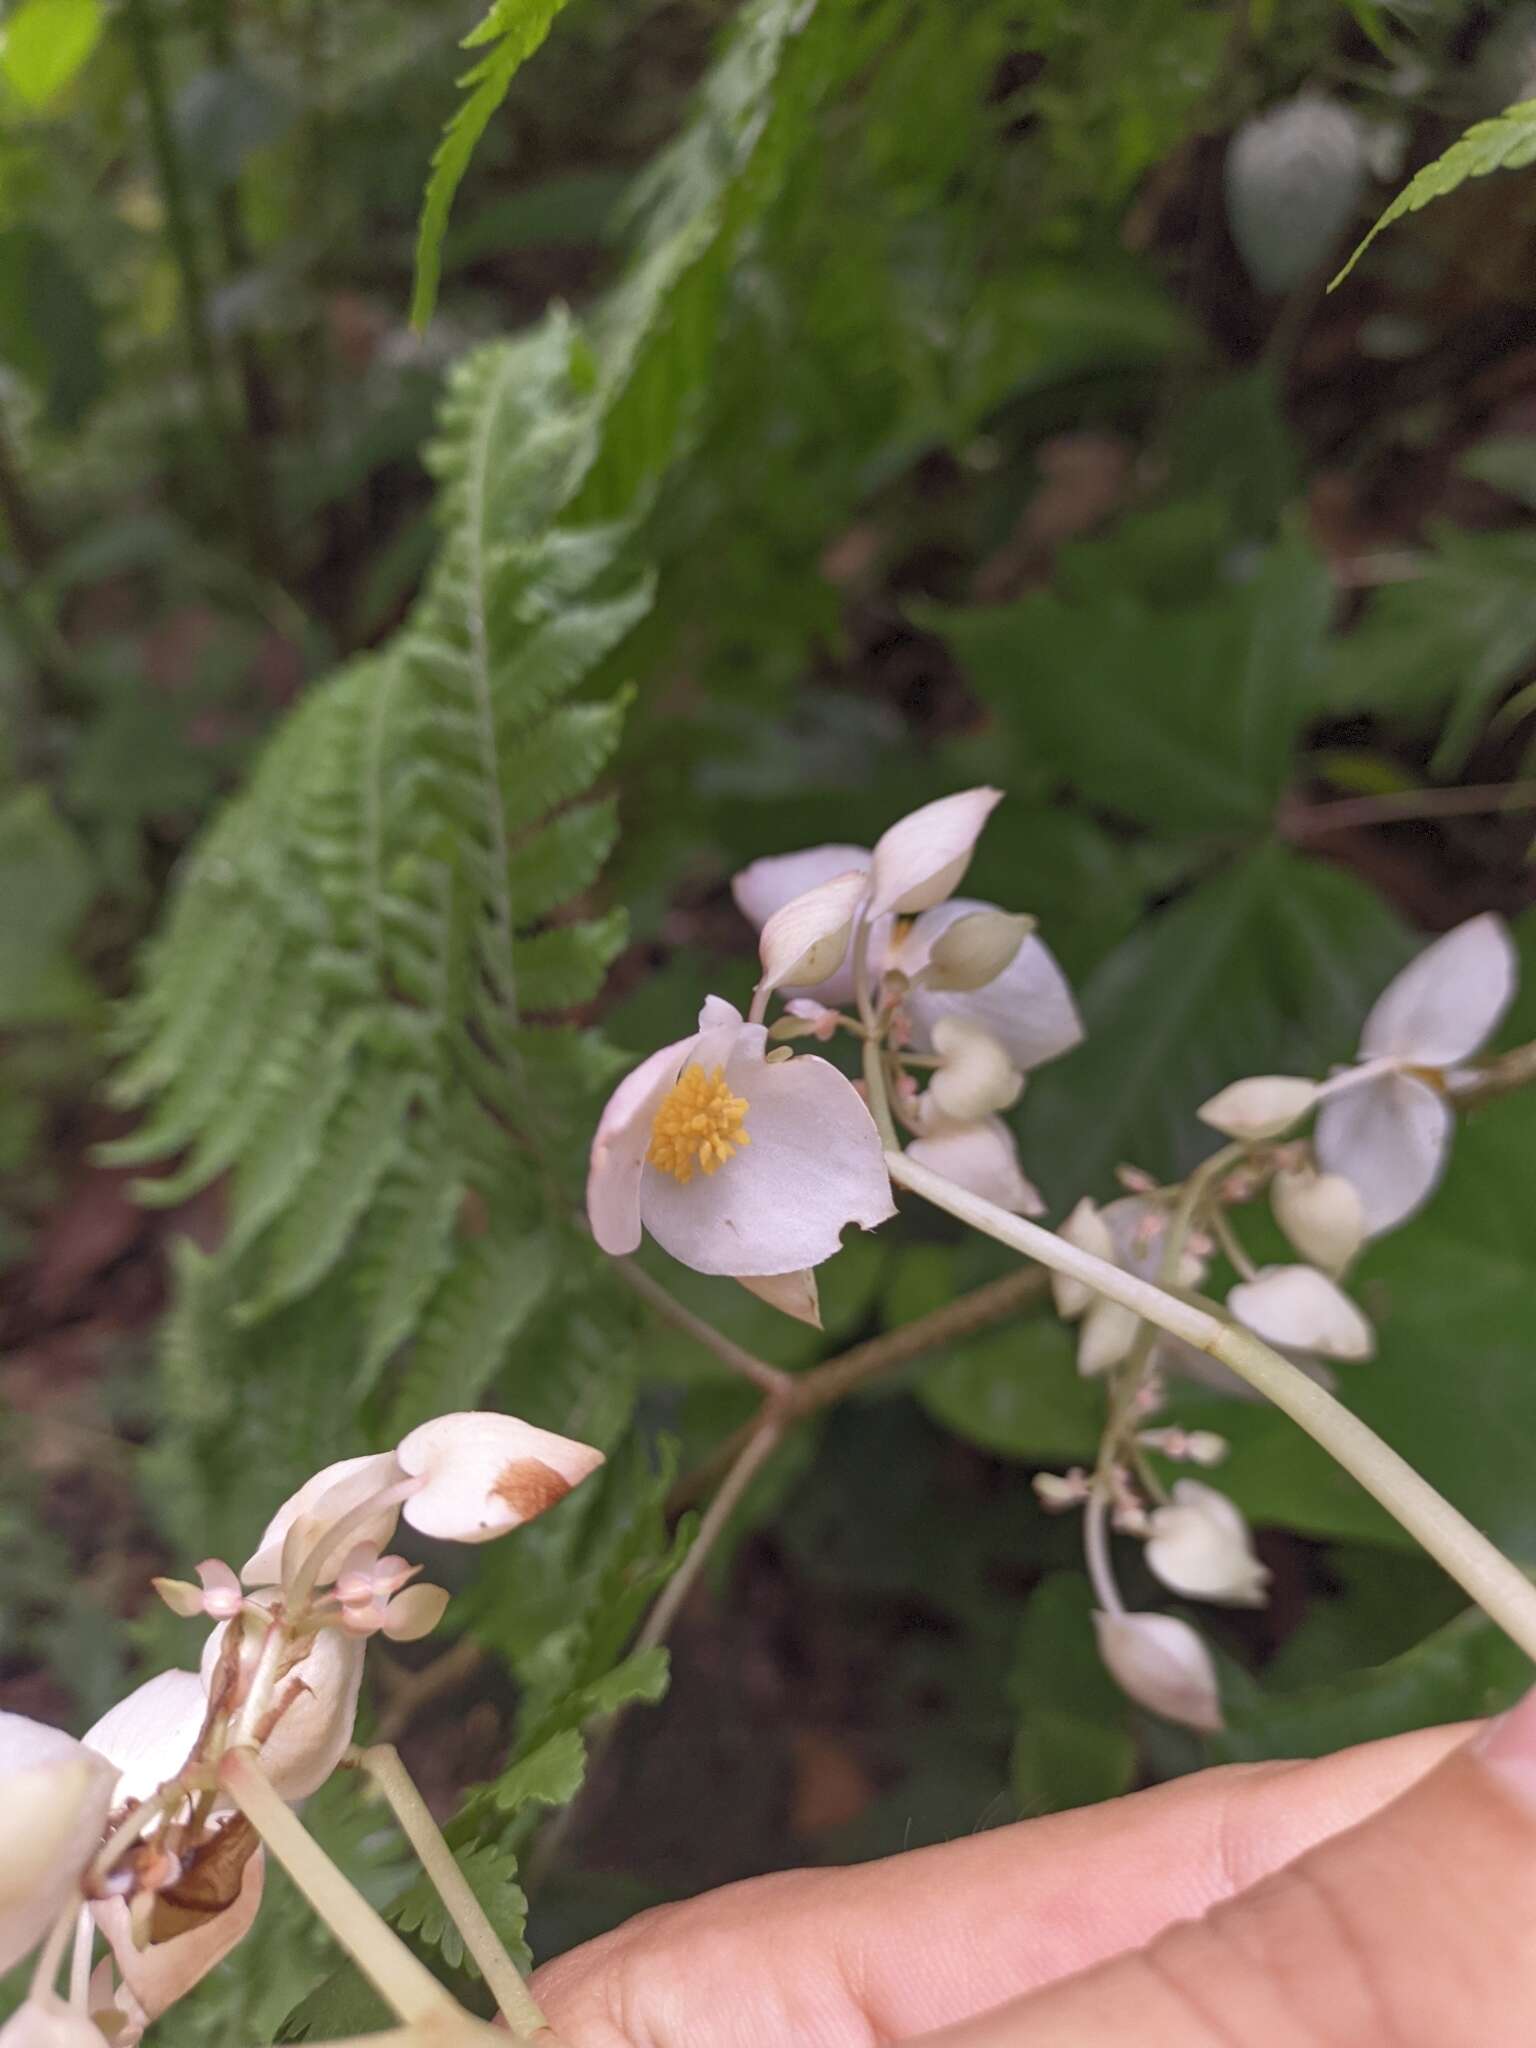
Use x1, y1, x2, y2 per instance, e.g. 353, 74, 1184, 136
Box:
4, 0, 1536, 2031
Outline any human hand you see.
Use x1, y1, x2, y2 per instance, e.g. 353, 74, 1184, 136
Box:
533, 1697, 1536, 2045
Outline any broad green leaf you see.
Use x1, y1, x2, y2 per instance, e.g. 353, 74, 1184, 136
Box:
0, 0, 101, 105
1333, 96, 1536, 286
919, 1319, 1101, 1465
1215, 1609, 1532, 1762
411, 0, 576, 328
1010, 1574, 1135, 1814
1018, 845, 1412, 1205
0, 228, 105, 430
1326, 527, 1536, 772
938, 534, 1334, 835
392, 1841, 531, 1976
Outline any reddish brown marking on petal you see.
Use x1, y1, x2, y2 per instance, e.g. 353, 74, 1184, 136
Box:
491, 1457, 572, 1520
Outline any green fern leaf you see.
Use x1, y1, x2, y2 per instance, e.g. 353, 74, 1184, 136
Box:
390, 1841, 531, 1977
1333, 97, 1536, 285
411, 0, 577, 331
385, 1220, 554, 1438
505, 797, 619, 923
515, 910, 628, 1012
349, 1136, 468, 1398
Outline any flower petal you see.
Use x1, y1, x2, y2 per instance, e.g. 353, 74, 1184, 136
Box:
381, 1584, 452, 1642
396, 1411, 606, 1543
1145, 1481, 1270, 1608
1, 1993, 112, 2046
94, 1835, 264, 2025
867, 788, 1002, 920
1093, 1612, 1223, 1731
1197, 1074, 1318, 1141
1227, 1264, 1374, 1360
0, 1716, 117, 1977
896, 903, 1082, 1073
241, 1453, 404, 1588
586, 1031, 699, 1256
1358, 912, 1517, 1065
906, 1116, 1044, 1216
737, 1268, 822, 1328
199, 1623, 363, 1802
1314, 1068, 1452, 1236
1053, 1196, 1114, 1318
1077, 1297, 1140, 1376
84, 1670, 207, 1808
755, 870, 868, 1002
640, 1035, 895, 1276
732, 846, 870, 1003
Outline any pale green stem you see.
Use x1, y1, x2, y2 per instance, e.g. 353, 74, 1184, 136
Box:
851, 917, 900, 1150
887, 1149, 1536, 1665
1082, 1491, 1123, 1617
354, 1745, 550, 2044
68, 1906, 93, 2009
221, 1749, 461, 2028
28, 1898, 77, 2000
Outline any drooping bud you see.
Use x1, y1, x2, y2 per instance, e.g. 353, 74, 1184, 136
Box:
1228, 1263, 1375, 1361
736, 1268, 822, 1328
1052, 1197, 1115, 1319
1197, 1074, 1319, 1142
396, 1411, 605, 1544
1272, 1165, 1366, 1277
920, 910, 1034, 993
866, 788, 1002, 919
1144, 1481, 1271, 1608
1076, 1297, 1141, 1377
926, 1016, 1024, 1122
905, 1116, 1043, 1216
0, 1715, 118, 1976
754, 870, 869, 1003
1033, 1469, 1090, 1511
1093, 1611, 1223, 1732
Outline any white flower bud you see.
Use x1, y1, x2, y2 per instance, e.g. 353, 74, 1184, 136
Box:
199, 1620, 363, 1803
396, 1410, 605, 1543
1145, 1481, 1270, 1608
1197, 1074, 1319, 1141
1228, 1263, 1375, 1361
866, 787, 1002, 919
905, 1116, 1043, 1216
1272, 1165, 1366, 1276
242, 1453, 404, 1589
754, 870, 868, 1000
1052, 1197, 1114, 1319
1033, 1469, 1090, 1510
0, 1994, 110, 2047
1093, 1611, 1223, 1732
921, 910, 1035, 993
1076, 1297, 1141, 1377
0, 1715, 118, 1977
1184, 1430, 1229, 1467
926, 1015, 1024, 1122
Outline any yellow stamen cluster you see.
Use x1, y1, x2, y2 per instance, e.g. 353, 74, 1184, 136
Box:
647, 1064, 751, 1184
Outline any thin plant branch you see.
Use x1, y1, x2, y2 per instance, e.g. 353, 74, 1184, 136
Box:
1283, 778, 1536, 838
353, 1744, 553, 2044
221, 1748, 460, 2030
636, 1421, 783, 1655
887, 1148, 1536, 1666
615, 1260, 794, 1397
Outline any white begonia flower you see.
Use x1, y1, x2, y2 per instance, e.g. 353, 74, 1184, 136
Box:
242, 1451, 404, 1589
1315, 913, 1517, 1236
731, 844, 871, 1004
737, 1267, 822, 1327
0, 1714, 117, 1976
1197, 1074, 1319, 1142
587, 996, 895, 1277
753, 870, 868, 1010
866, 787, 1002, 920
1093, 1612, 1223, 1732
0, 1994, 109, 2047
84, 1669, 207, 1809
925, 1015, 1024, 1122
1145, 1481, 1270, 1608
1272, 1165, 1366, 1277
883, 897, 1083, 1076
1227, 1263, 1374, 1361
395, 1411, 605, 1543
905, 1116, 1043, 1216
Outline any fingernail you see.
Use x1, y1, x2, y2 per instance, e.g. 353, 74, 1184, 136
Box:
1475, 1682, 1536, 1810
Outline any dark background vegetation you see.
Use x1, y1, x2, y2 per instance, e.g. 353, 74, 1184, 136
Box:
5, 0, 1536, 2033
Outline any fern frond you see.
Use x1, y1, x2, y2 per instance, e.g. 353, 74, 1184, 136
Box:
1334, 96, 1536, 284
411, 0, 578, 331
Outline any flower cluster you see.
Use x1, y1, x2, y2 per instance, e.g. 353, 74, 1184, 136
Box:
1, 1409, 602, 2047
587, 794, 1520, 1738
